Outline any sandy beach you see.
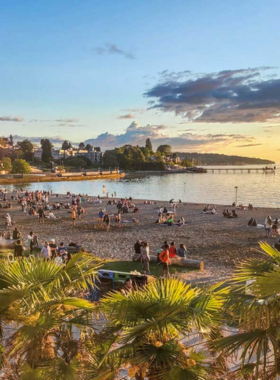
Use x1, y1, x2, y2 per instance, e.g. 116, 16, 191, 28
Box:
1, 192, 279, 284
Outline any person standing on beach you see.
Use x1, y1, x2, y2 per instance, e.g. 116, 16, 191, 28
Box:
38, 207, 45, 225
71, 208, 76, 226
117, 210, 121, 228
140, 242, 150, 274
265, 216, 272, 238
14, 239, 24, 259
159, 244, 171, 278
134, 240, 142, 255
12, 227, 21, 240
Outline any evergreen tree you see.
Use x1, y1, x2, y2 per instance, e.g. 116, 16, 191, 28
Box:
16, 139, 34, 161
79, 142, 85, 150
41, 139, 53, 163
145, 138, 153, 152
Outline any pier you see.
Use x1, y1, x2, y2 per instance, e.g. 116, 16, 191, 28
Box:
206, 167, 276, 174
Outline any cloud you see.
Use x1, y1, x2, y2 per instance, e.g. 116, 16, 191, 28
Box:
236, 143, 263, 148
84, 120, 257, 152
93, 43, 135, 59
55, 118, 79, 123
12, 135, 68, 146
117, 114, 135, 120
0, 116, 23, 122
144, 67, 280, 123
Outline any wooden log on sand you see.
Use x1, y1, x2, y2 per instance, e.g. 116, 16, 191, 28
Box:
132, 254, 204, 271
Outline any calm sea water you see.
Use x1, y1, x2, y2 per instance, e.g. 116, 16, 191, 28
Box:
2, 165, 280, 208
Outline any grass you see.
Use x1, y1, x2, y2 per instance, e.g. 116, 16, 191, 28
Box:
0, 250, 196, 278
101, 260, 195, 278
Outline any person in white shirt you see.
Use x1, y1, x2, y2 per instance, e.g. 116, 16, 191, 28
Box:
40, 241, 51, 260
264, 216, 272, 238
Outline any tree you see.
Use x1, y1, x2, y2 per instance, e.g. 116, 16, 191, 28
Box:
157, 144, 172, 156
94, 146, 101, 152
9, 134, 13, 146
0, 254, 101, 378
41, 139, 53, 163
145, 138, 153, 152
103, 149, 119, 168
12, 158, 31, 173
97, 278, 225, 380
85, 143, 93, 151
79, 142, 85, 150
16, 139, 34, 161
66, 157, 87, 168
212, 242, 280, 378
1, 157, 12, 172
181, 158, 193, 167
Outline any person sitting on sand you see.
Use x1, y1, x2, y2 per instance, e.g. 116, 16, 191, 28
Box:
167, 215, 174, 226
248, 204, 253, 210
169, 242, 177, 258
232, 210, 238, 218
177, 243, 187, 258
223, 210, 228, 217
133, 206, 139, 213
163, 207, 168, 214
121, 278, 135, 297
175, 216, 185, 226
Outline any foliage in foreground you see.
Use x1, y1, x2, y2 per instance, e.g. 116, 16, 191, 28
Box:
0, 242, 280, 379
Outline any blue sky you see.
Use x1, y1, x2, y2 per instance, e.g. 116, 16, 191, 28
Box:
0, 0, 280, 160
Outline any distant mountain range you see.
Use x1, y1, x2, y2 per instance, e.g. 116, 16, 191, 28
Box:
176, 152, 274, 166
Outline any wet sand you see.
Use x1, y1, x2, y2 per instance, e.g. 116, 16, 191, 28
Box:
1, 193, 279, 284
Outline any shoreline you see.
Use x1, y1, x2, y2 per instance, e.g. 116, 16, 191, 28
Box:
0, 172, 125, 185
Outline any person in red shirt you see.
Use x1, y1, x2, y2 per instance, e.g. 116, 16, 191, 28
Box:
159, 244, 171, 278
169, 242, 177, 258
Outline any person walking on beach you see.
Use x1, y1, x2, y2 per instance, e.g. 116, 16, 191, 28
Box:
159, 244, 171, 278
265, 216, 272, 238
38, 207, 45, 225
49, 238, 58, 259
140, 242, 150, 274
72, 208, 76, 226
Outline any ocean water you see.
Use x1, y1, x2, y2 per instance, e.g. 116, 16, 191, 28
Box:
2, 165, 280, 208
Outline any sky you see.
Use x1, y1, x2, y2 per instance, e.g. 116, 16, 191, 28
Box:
0, 0, 280, 161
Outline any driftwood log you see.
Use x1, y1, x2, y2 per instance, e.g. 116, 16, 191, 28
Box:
132, 254, 204, 271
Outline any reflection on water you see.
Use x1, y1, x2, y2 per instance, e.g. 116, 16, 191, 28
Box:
2, 167, 280, 208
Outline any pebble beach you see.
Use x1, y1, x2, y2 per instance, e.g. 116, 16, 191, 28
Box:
1, 193, 279, 284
